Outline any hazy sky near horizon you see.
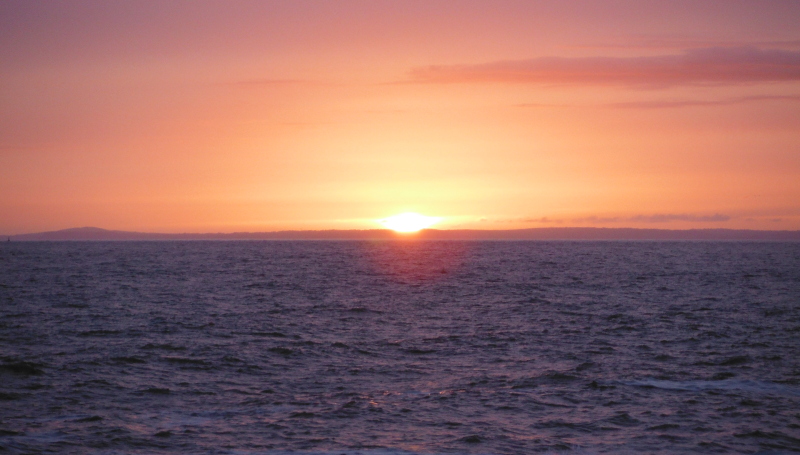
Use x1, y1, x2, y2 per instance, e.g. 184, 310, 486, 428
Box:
2, 0, 800, 233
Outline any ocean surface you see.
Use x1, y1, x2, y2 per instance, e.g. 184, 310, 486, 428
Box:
1, 241, 799, 454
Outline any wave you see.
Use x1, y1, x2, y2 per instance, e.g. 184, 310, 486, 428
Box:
623, 379, 800, 396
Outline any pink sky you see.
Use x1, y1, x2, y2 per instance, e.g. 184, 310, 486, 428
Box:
2, 1, 800, 233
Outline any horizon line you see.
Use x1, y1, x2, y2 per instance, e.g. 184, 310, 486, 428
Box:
6, 226, 800, 241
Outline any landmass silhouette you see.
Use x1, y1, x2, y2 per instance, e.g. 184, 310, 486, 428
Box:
7, 226, 800, 241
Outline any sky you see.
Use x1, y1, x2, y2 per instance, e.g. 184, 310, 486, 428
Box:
2, 0, 800, 234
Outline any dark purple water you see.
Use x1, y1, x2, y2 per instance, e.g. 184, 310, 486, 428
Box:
1, 241, 799, 454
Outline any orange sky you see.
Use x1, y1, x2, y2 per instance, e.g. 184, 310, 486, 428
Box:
2, 1, 800, 234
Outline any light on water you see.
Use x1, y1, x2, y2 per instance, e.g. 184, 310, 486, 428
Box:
1, 241, 799, 454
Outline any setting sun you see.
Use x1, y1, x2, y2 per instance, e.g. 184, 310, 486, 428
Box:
378, 213, 442, 233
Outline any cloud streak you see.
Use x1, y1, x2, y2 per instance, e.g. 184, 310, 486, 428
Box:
410, 47, 800, 87
506, 213, 732, 224
573, 37, 800, 51
605, 94, 800, 109
627, 213, 731, 223
514, 94, 800, 109
571, 214, 731, 223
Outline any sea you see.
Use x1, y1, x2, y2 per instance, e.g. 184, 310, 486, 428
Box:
1, 241, 799, 454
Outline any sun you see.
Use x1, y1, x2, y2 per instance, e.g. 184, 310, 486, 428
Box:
378, 212, 442, 233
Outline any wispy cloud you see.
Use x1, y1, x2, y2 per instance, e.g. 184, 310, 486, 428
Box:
521, 217, 564, 224
573, 37, 800, 51
575, 213, 731, 223
605, 94, 800, 109
513, 94, 800, 110
570, 216, 622, 224
410, 47, 800, 87
627, 213, 731, 223
507, 213, 732, 224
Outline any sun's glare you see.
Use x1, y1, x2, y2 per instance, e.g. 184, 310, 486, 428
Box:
378, 213, 442, 233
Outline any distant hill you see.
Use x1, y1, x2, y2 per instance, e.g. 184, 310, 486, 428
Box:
6, 226, 800, 241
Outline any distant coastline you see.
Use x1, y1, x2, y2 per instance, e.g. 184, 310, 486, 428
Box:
6, 226, 800, 241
